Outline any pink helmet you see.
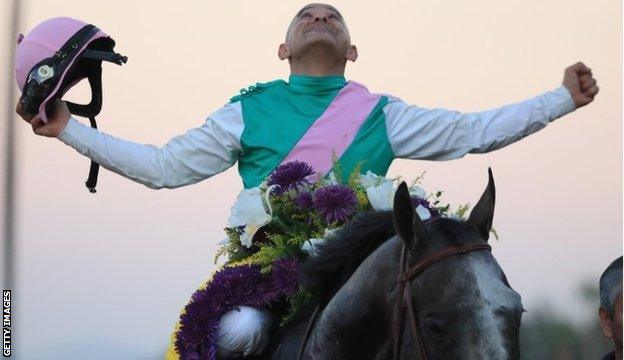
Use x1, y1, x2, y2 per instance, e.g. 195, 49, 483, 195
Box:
15, 17, 127, 192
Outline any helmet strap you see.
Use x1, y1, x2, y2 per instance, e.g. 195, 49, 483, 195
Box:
66, 66, 103, 117
65, 67, 103, 193
85, 116, 100, 193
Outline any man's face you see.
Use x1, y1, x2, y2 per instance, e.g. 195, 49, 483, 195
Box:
279, 4, 355, 62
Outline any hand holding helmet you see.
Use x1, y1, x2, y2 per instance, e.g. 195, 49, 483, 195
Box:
14, 17, 127, 192
16, 98, 70, 138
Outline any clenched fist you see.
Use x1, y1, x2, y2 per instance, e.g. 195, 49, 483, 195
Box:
15, 98, 71, 138
562, 62, 599, 109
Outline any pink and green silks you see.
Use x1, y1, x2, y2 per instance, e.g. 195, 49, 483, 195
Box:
235, 75, 393, 188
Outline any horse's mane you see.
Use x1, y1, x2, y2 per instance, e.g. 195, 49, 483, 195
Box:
299, 210, 396, 302
299, 213, 471, 303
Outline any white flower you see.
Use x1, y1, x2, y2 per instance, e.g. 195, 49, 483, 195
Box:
227, 186, 274, 248
323, 228, 338, 238
301, 238, 326, 257
409, 186, 427, 200
364, 179, 432, 219
366, 180, 397, 211
415, 204, 432, 221
257, 179, 269, 190
301, 227, 339, 257
358, 170, 384, 188
324, 171, 340, 185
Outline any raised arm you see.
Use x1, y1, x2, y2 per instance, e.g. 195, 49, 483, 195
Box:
384, 62, 598, 160
17, 100, 243, 189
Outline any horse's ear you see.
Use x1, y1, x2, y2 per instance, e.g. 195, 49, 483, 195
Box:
468, 167, 496, 241
393, 182, 426, 249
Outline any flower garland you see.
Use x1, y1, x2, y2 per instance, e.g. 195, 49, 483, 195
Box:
175, 161, 473, 359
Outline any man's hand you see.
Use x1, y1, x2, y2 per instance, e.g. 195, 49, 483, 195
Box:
562, 62, 599, 109
15, 99, 71, 138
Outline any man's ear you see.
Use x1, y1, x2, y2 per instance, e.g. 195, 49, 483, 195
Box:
278, 43, 290, 60
599, 307, 614, 339
346, 45, 358, 62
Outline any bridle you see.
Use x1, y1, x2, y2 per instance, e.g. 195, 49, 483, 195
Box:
295, 240, 491, 360
393, 242, 492, 360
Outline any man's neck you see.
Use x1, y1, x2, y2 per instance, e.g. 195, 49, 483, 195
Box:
289, 46, 346, 76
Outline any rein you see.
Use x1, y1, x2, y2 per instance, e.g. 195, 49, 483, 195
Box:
393, 242, 492, 360
295, 241, 491, 360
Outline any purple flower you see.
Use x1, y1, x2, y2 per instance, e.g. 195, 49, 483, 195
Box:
411, 196, 439, 218
295, 191, 313, 210
268, 161, 315, 194
175, 260, 302, 359
176, 265, 274, 360
270, 258, 300, 298
313, 185, 357, 224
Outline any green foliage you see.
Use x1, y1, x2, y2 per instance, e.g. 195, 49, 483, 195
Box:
213, 245, 229, 265
245, 232, 307, 273
347, 163, 364, 189
453, 203, 470, 219
409, 170, 426, 187
280, 288, 314, 327
429, 190, 451, 216
215, 227, 252, 264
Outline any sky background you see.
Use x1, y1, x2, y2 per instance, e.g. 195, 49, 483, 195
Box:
0, 0, 621, 359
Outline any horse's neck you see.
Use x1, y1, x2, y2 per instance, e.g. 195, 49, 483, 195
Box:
305, 237, 402, 358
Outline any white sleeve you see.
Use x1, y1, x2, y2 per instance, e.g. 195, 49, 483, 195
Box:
384, 85, 576, 160
57, 101, 244, 189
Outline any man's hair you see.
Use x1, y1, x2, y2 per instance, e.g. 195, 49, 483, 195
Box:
285, 4, 349, 42
600, 256, 623, 317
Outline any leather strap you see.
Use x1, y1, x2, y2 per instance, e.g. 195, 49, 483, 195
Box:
84, 116, 99, 193
296, 304, 321, 360
394, 242, 492, 359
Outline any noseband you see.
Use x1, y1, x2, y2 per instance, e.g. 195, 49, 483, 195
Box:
393, 242, 492, 360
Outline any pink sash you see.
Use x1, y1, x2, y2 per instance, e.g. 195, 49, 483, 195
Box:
279, 81, 381, 180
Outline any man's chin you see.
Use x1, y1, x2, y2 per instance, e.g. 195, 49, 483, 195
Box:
299, 37, 342, 53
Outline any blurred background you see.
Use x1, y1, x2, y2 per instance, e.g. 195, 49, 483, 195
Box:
0, 0, 621, 358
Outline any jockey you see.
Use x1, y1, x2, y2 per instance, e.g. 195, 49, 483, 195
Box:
16, 3, 599, 359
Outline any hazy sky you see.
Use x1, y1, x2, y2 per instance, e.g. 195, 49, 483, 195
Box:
0, 0, 621, 359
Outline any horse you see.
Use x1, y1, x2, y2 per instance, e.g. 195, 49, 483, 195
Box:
250, 169, 524, 360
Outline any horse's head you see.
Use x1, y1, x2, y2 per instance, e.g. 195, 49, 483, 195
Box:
392, 169, 523, 360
